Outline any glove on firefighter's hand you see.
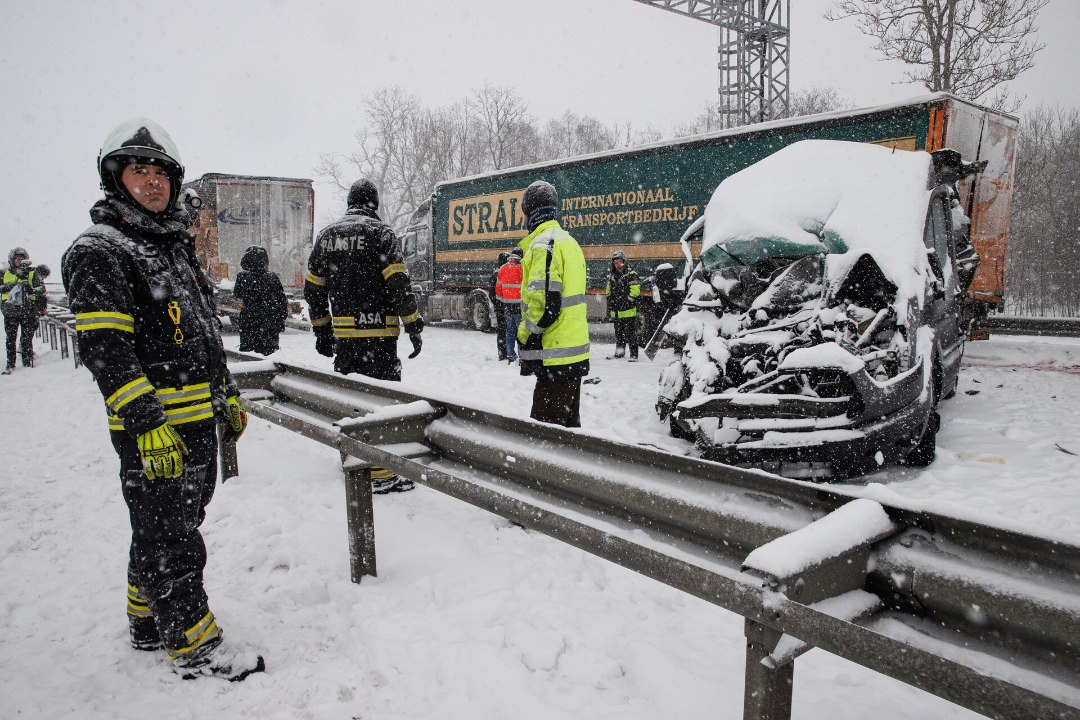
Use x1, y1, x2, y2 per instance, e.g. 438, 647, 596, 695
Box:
223, 394, 247, 442
137, 423, 188, 480
407, 333, 422, 359
314, 330, 335, 358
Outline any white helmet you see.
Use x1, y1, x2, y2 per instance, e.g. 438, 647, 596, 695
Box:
98, 117, 185, 211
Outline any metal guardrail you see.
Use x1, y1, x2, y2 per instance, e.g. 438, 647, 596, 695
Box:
984, 315, 1080, 337
36, 305, 79, 367
225, 351, 1080, 720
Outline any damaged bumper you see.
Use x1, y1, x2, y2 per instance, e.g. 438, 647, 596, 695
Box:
673, 358, 932, 479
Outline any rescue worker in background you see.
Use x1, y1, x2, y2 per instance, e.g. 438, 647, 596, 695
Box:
234, 245, 288, 356
605, 250, 641, 361
33, 264, 51, 317
305, 178, 424, 493
496, 246, 524, 364
2, 247, 46, 373
62, 118, 263, 682
516, 180, 590, 427
490, 251, 510, 360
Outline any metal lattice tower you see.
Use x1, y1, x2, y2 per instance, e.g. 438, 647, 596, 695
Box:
631, 0, 791, 129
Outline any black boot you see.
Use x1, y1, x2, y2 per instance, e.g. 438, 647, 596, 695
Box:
129, 615, 163, 651
172, 636, 266, 682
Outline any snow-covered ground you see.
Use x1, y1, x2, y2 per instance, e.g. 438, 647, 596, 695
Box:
2, 321, 1078, 719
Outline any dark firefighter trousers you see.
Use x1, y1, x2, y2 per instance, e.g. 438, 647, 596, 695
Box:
335, 338, 401, 480
4, 313, 37, 367
112, 422, 218, 652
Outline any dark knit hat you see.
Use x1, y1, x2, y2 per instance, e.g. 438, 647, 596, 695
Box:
347, 179, 379, 210
510, 246, 524, 258
522, 180, 557, 215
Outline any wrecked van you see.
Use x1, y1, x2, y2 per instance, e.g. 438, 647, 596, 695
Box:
656, 140, 985, 480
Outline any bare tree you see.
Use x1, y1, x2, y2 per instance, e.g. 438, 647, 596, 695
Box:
1006, 105, 1080, 316
675, 87, 853, 135
471, 83, 532, 170
826, 0, 1049, 109
540, 111, 621, 158
314, 86, 421, 228
674, 105, 726, 137
781, 86, 856, 118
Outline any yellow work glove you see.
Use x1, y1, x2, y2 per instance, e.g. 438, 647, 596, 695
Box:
223, 394, 247, 442
137, 423, 188, 480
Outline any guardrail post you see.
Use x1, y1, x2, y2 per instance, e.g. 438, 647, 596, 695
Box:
342, 456, 377, 582
744, 619, 793, 720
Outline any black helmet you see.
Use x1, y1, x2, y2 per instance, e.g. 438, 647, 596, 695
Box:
522, 180, 557, 215
612, 250, 627, 262
510, 246, 524, 258
347, 178, 379, 210
98, 118, 185, 211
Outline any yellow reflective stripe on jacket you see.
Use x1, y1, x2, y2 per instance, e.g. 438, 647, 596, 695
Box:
609, 307, 638, 319
629, 283, 641, 297
167, 611, 221, 659
106, 376, 154, 413
398, 310, 420, 324
165, 402, 215, 425
332, 314, 401, 338
75, 311, 136, 333
518, 342, 591, 362
156, 383, 211, 405
310, 314, 331, 327
334, 327, 400, 338
381, 263, 406, 280
106, 383, 215, 431
305, 271, 326, 287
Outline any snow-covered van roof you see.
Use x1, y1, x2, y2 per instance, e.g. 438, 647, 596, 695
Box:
699, 139, 935, 305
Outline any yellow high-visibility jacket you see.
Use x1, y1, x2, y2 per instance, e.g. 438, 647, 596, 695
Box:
516, 220, 590, 377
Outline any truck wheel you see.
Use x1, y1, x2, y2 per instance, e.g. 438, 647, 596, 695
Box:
467, 296, 490, 332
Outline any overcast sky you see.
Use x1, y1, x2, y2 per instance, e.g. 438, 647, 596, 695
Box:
4, 0, 1078, 272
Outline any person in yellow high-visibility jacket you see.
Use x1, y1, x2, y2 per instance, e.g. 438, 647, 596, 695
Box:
515, 180, 590, 427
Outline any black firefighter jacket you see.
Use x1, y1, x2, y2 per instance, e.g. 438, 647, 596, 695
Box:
304, 207, 422, 341
62, 199, 237, 439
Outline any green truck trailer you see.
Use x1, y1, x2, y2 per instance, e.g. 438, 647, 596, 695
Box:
401, 93, 1015, 336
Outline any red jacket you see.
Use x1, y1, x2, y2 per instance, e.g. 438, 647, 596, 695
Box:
496, 258, 522, 303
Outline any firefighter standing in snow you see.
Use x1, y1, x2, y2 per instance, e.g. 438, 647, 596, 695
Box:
605, 250, 640, 361
61, 118, 264, 682
2, 247, 46, 372
516, 180, 590, 427
496, 247, 523, 363
305, 178, 424, 493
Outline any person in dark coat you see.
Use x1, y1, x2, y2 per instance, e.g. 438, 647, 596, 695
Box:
234, 245, 287, 355
33, 264, 51, 317
2, 247, 46, 373
490, 251, 510, 360
61, 117, 263, 682
305, 178, 424, 493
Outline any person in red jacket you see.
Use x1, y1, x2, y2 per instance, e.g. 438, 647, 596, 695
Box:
496, 247, 523, 363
